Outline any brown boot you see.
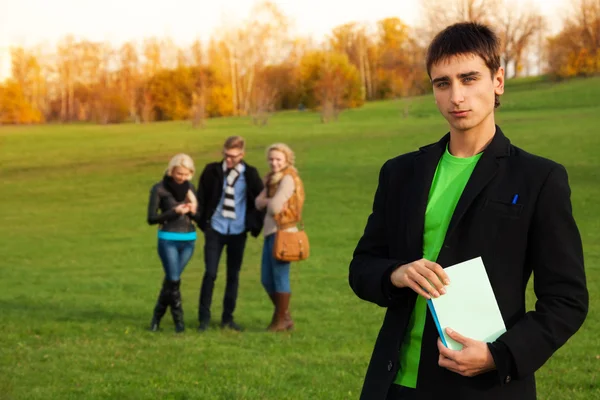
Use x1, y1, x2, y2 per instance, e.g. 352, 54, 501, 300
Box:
284, 293, 294, 331
268, 292, 294, 332
266, 292, 276, 330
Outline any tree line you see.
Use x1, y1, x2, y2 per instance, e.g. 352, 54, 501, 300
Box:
1, 0, 599, 125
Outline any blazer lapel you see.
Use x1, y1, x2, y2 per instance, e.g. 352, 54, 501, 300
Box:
216, 161, 225, 181
214, 162, 225, 199
445, 126, 511, 241
404, 136, 447, 256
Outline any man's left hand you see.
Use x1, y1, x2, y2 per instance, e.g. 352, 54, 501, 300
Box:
437, 328, 496, 377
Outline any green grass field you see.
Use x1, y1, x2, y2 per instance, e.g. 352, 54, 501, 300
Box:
1, 76, 598, 399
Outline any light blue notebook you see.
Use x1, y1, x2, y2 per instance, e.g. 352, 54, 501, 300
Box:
427, 256, 506, 350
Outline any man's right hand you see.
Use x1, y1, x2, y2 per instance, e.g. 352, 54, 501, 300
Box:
390, 259, 450, 299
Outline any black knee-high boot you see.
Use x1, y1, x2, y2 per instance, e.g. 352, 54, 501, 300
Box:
170, 280, 185, 333
150, 279, 170, 332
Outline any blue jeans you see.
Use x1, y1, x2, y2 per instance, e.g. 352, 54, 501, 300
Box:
157, 239, 195, 281
261, 234, 291, 293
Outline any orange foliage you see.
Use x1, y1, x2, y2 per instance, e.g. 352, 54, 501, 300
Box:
0, 80, 43, 124
3, 0, 597, 124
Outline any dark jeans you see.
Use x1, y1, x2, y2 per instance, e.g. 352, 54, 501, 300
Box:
198, 227, 247, 323
386, 385, 417, 400
157, 239, 195, 281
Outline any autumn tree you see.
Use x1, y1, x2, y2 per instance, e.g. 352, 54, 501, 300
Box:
118, 41, 140, 122
497, 1, 545, 77
247, 33, 308, 124
189, 40, 209, 128
245, 1, 290, 123
248, 67, 277, 125
10, 47, 47, 121
419, 0, 500, 39
73, 40, 105, 121
300, 51, 363, 123
329, 22, 375, 101
92, 43, 123, 124
267, 56, 304, 110
218, 1, 292, 124
374, 17, 412, 99
140, 38, 163, 122
0, 80, 43, 124
546, 0, 600, 78
146, 67, 192, 120
56, 36, 78, 121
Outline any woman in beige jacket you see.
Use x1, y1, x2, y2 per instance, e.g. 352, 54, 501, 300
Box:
255, 143, 305, 331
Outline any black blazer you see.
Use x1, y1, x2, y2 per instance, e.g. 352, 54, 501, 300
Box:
349, 127, 588, 400
195, 161, 265, 238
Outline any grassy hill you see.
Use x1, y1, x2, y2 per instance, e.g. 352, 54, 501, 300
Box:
0, 76, 598, 399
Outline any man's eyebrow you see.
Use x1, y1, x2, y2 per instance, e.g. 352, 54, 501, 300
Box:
458, 71, 482, 79
432, 71, 482, 84
431, 76, 450, 85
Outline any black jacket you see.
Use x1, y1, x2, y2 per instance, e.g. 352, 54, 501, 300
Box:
195, 161, 265, 237
147, 181, 197, 233
349, 127, 588, 400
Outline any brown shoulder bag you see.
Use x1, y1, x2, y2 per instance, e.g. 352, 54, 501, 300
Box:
272, 172, 309, 262
273, 221, 310, 262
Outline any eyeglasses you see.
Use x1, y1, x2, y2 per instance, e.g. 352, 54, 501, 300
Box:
224, 152, 243, 160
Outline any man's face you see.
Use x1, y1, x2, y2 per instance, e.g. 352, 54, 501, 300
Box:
223, 148, 245, 169
430, 54, 504, 134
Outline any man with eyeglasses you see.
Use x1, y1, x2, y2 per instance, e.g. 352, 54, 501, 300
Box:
195, 136, 265, 332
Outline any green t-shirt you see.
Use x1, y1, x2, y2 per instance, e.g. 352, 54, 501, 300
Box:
394, 145, 482, 387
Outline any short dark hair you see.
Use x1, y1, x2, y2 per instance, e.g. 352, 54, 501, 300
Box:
426, 22, 502, 108
223, 136, 245, 151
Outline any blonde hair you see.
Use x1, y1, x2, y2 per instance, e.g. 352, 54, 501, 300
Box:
223, 136, 246, 151
266, 143, 296, 168
166, 153, 195, 180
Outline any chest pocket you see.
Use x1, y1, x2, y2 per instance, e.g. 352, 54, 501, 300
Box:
483, 199, 524, 220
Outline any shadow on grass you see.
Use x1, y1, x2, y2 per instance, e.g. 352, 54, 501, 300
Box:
0, 299, 296, 336
0, 298, 139, 326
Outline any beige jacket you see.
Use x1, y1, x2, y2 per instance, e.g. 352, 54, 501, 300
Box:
255, 175, 299, 237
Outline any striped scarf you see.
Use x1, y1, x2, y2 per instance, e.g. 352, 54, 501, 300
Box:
222, 162, 244, 219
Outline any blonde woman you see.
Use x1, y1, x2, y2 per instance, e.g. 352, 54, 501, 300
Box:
147, 153, 198, 333
255, 143, 305, 331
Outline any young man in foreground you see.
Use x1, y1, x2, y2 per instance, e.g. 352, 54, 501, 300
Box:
349, 22, 588, 400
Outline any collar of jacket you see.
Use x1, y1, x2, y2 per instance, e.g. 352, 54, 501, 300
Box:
417, 124, 511, 159
403, 125, 511, 258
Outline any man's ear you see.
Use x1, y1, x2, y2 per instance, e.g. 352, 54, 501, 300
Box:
494, 67, 505, 96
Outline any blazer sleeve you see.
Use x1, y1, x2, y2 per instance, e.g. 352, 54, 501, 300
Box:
196, 166, 208, 214
494, 164, 588, 379
255, 189, 268, 211
349, 160, 413, 308
192, 165, 211, 228
247, 166, 265, 199
147, 185, 177, 225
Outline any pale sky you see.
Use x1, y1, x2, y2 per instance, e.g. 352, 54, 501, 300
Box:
0, 0, 569, 79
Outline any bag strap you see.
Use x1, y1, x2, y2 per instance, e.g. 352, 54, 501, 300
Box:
274, 173, 304, 231
276, 218, 304, 231
274, 202, 304, 231
274, 200, 303, 230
